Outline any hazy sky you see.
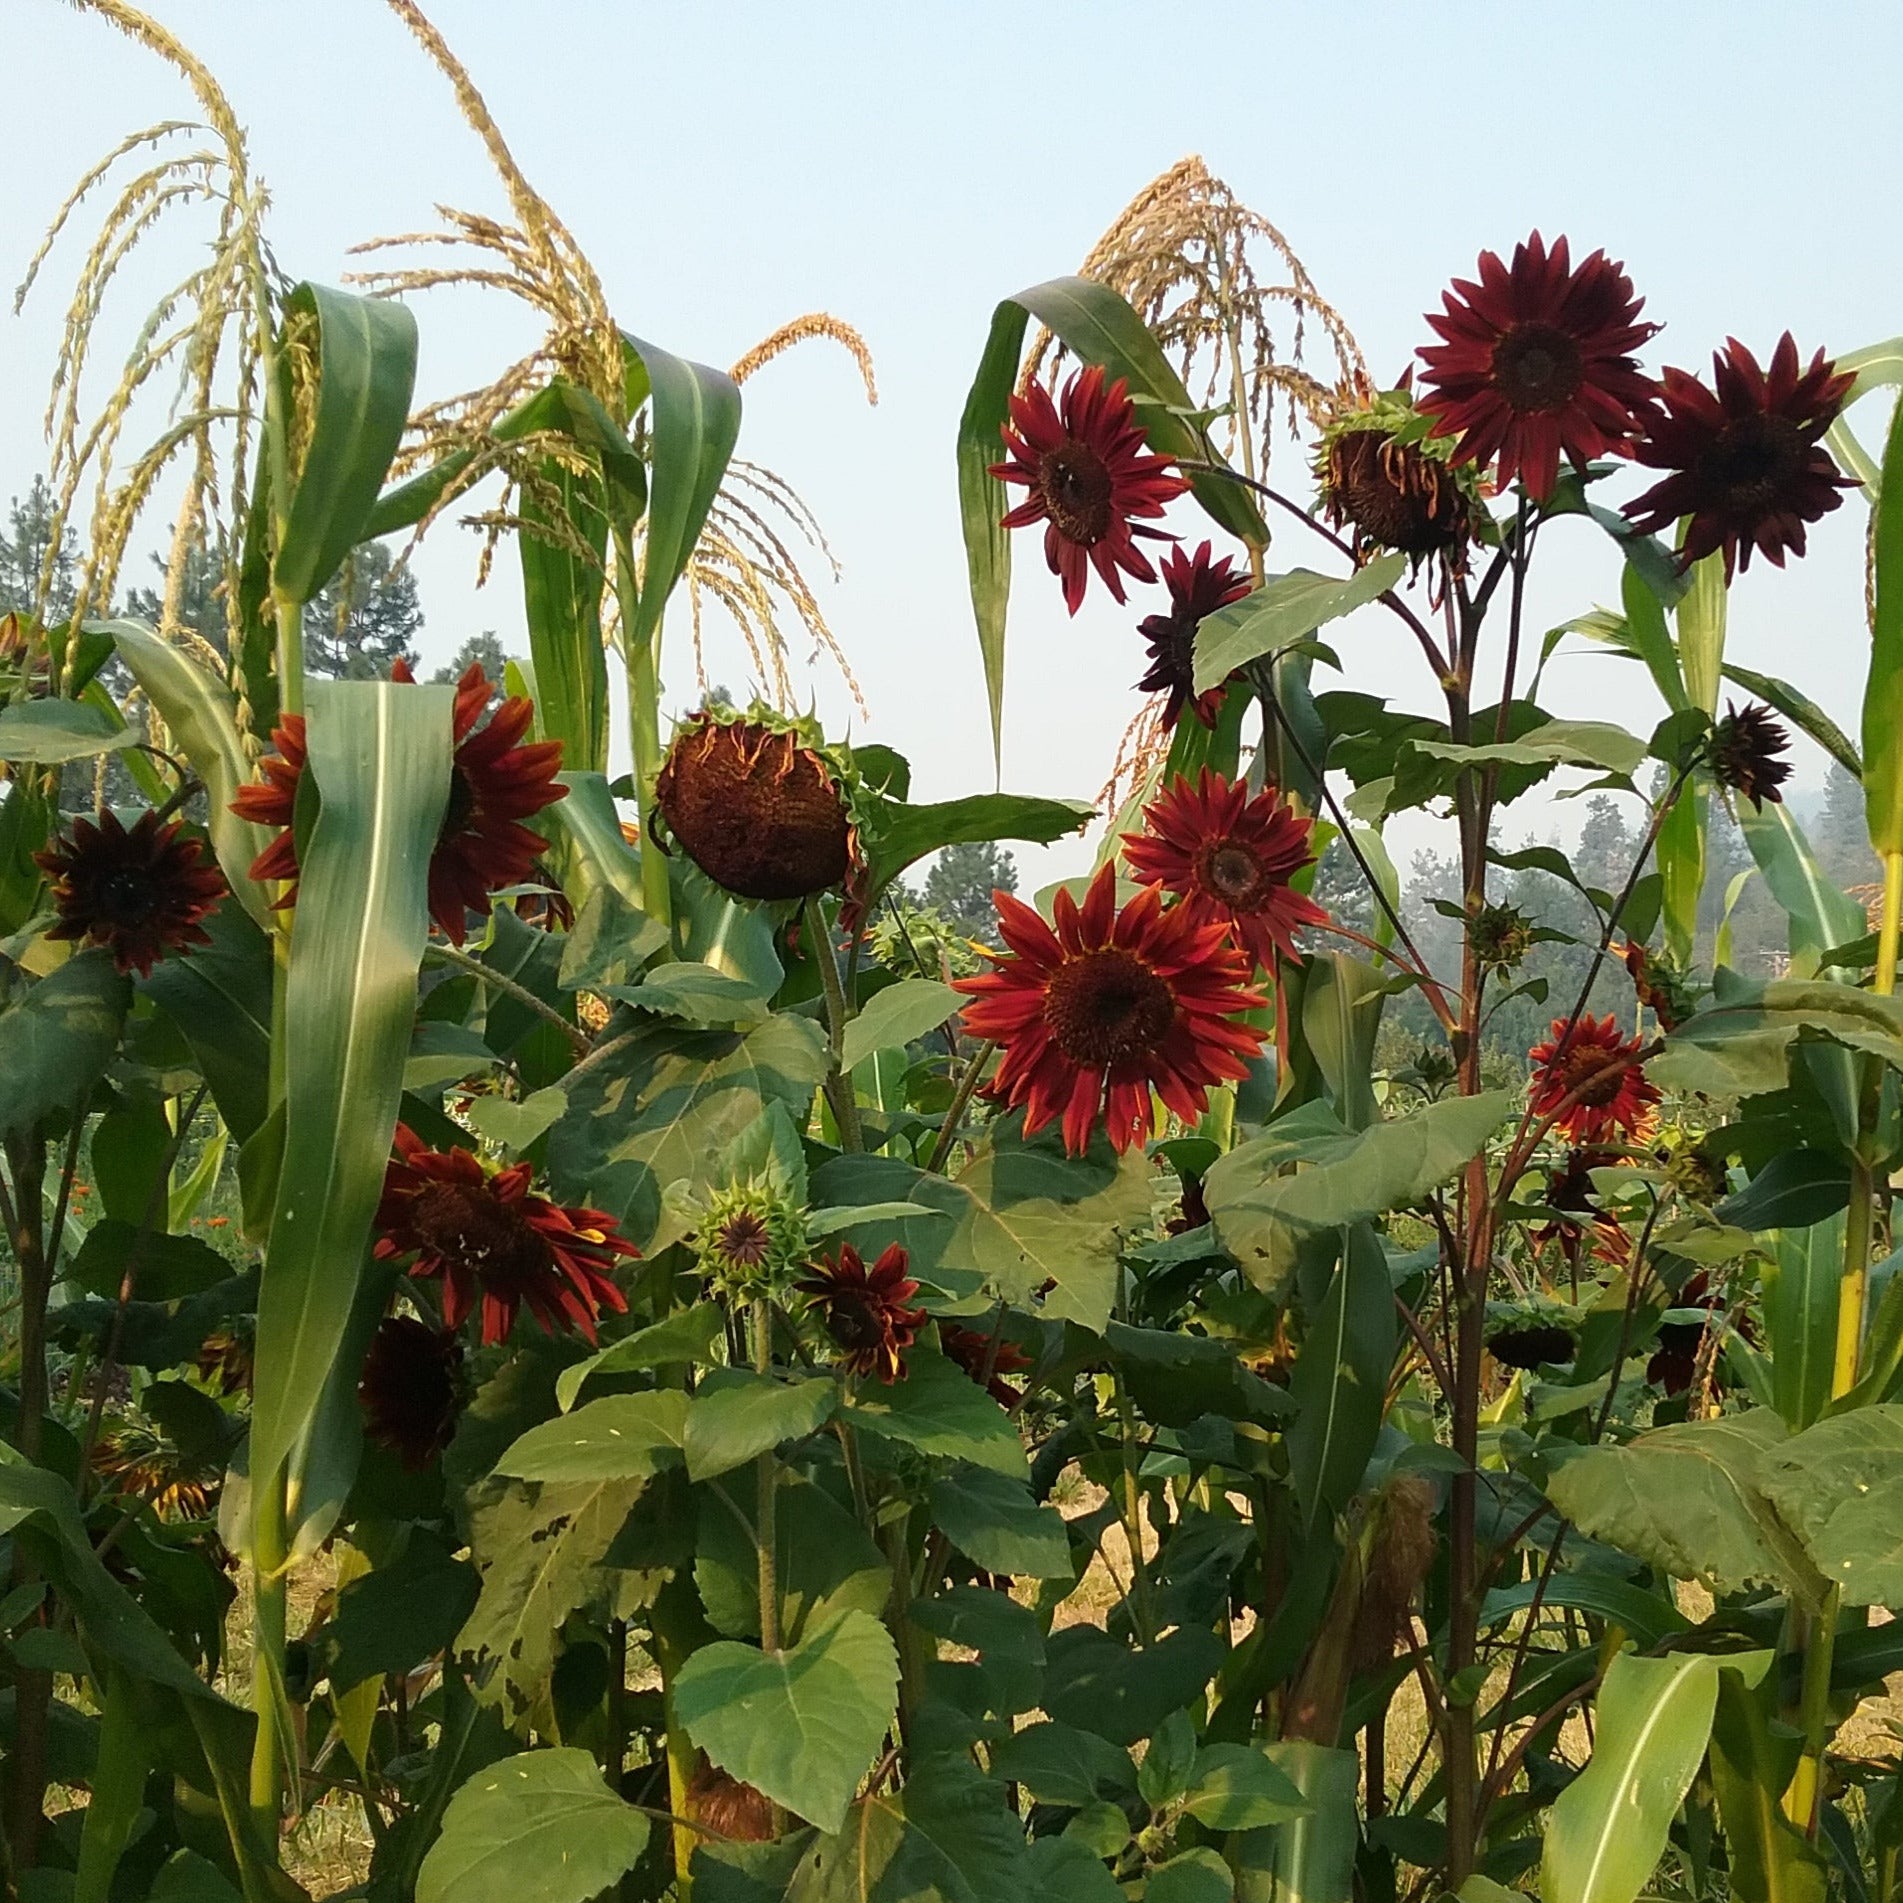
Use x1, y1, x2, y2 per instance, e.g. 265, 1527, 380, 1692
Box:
7, 0, 1901, 887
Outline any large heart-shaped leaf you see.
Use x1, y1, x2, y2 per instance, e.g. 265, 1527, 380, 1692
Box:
843, 1347, 1025, 1477
683, 1371, 838, 1483
417, 1747, 648, 1903
673, 1608, 899, 1834
1757, 1404, 1903, 1605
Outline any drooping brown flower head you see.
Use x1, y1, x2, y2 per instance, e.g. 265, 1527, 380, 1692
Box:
195, 1326, 254, 1398
686, 1759, 778, 1843
1122, 770, 1329, 972
796, 1242, 927, 1384
1648, 1271, 1727, 1395
1707, 701, 1793, 810
952, 862, 1269, 1157
1318, 417, 1472, 566
1134, 541, 1253, 731
1528, 1145, 1624, 1271
1418, 232, 1658, 501
1527, 1013, 1659, 1145
1486, 1322, 1578, 1371
655, 713, 853, 903
36, 808, 226, 978
938, 1323, 1035, 1407
90, 1422, 221, 1521
373, 1127, 636, 1346
230, 661, 566, 944
991, 364, 1190, 614
357, 1315, 466, 1468
1625, 336, 1856, 577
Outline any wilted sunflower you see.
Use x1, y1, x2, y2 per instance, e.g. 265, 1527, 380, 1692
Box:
1625, 335, 1856, 577
991, 364, 1189, 614
1706, 701, 1793, 809
1528, 1147, 1627, 1271
1133, 541, 1252, 731
1418, 232, 1658, 502
1486, 1321, 1579, 1371
231, 660, 565, 943
90, 1421, 222, 1521
952, 863, 1268, 1157
1527, 1013, 1659, 1145
1122, 770, 1329, 971
373, 1126, 636, 1346
797, 1242, 927, 1384
1317, 399, 1473, 568
654, 711, 853, 903
358, 1315, 466, 1468
36, 808, 225, 978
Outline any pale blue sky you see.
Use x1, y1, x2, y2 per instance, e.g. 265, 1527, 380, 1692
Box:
7, 1, 1901, 881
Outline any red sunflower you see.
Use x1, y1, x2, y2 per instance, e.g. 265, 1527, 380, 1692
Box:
952, 862, 1268, 1157
939, 1323, 1034, 1407
373, 1126, 635, 1346
1134, 541, 1253, 731
230, 661, 566, 944
1527, 1013, 1659, 1145
1624, 335, 1856, 577
991, 364, 1190, 614
1122, 770, 1329, 971
1417, 232, 1658, 502
796, 1242, 926, 1384
358, 1316, 465, 1468
36, 808, 226, 977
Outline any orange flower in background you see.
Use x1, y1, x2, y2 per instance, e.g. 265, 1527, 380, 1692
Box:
1625, 335, 1855, 577
953, 863, 1268, 1157
373, 1126, 635, 1346
1123, 770, 1329, 972
231, 661, 565, 944
797, 1242, 926, 1384
1134, 541, 1252, 731
1417, 232, 1657, 501
36, 808, 225, 977
1527, 1013, 1659, 1144
991, 364, 1189, 613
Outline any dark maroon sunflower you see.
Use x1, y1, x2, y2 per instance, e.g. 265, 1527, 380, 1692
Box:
938, 1323, 1034, 1407
1418, 232, 1658, 502
654, 713, 853, 902
373, 1126, 636, 1346
1529, 1146, 1628, 1270
796, 1242, 926, 1384
952, 862, 1269, 1157
1625, 335, 1856, 577
1707, 701, 1793, 809
1134, 541, 1253, 731
357, 1315, 465, 1468
1486, 1323, 1578, 1371
1527, 1013, 1659, 1146
991, 363, 1190, 614
1319, 424, 1472, 564
35, 808, 225, 978
230, 661, 566, 945
1122, 770, 1330, 972
1648, 1272, 1726, 1395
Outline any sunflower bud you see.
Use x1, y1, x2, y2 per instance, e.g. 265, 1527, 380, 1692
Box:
693, 1183, 810, 1302
1707, 701, 1792, 810
1470, 901, 1535, 973
655, 710, 855, 903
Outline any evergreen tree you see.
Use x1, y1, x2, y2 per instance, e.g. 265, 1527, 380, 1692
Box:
0, 479, 79, 625
432, 629, 511, 686
303, 541, 423, 680
921, 841, 1017, 943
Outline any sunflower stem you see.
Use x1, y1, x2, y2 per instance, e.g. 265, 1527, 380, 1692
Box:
247, 1470, 290, 1841
926, 1040, 994, 1176
752, 1300, 781, 1655
428, 940, 589, 1057
805, 895, 864, 1153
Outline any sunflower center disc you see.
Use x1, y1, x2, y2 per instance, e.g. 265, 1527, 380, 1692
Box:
1702, 415, 1806, 508
715, 1209, 772, 1268
1201, 842, 1265, 907
1037, 444, 1115, 545
410, 1180, 551, 1284
1491, 323, 1584, 412
824, 1294, 886, 1356
94, 866, 158, 926
1043, 948, 1177, 1067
